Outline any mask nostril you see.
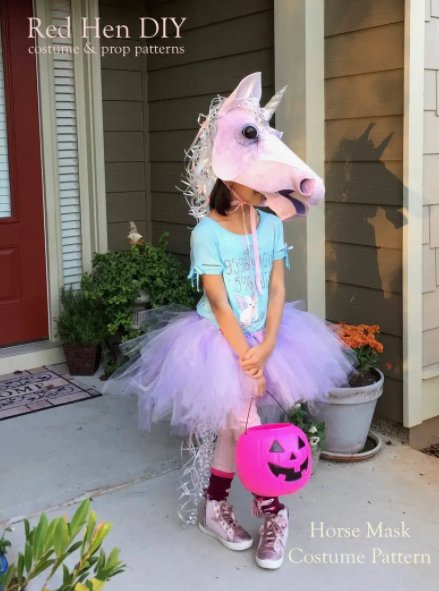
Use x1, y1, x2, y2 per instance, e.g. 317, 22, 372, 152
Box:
299, 178, 315, 196
290, 452, 297, 460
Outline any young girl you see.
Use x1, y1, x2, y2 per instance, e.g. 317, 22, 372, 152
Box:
104, 73, 358, 570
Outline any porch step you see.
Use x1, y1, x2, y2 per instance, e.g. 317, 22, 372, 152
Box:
0, 339, 60, 358
0, 340, 64, 374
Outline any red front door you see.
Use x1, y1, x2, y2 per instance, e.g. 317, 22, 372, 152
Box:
0, 0, 48, 347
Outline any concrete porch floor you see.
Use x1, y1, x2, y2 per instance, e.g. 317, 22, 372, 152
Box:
1, 362, 439, 590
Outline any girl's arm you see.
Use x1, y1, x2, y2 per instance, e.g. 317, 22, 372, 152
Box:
263, 258, 286, 350
240, 259, 285, 371
202, 274, 266, 396
202, 274, 253, 359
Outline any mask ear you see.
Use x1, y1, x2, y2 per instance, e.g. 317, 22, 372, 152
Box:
218, 71, 262, 116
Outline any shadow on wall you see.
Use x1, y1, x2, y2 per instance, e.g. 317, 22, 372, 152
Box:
325, 123, 409, 420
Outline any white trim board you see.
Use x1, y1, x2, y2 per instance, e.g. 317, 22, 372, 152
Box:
36, 0, 107, 334
402, 0, 425, 427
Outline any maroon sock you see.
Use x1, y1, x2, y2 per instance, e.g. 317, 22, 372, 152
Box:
205, 469, 234, 501
252, 493, 285, 515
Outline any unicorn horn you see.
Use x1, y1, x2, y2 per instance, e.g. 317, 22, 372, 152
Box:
261, 85, 288, 120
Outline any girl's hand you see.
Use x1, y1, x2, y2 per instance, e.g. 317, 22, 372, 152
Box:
240, 362, 265, 396
242, 366, 263, 379
240, 342, 274, 372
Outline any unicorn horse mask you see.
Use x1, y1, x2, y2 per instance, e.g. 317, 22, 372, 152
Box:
180, 71, 325, 222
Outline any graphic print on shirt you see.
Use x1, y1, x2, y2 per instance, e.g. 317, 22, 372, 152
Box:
235, 294, 259, 327
190, 211, 289, 334
223, 244, 272, 330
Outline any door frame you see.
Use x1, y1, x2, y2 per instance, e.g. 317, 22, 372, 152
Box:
0, 0, 107, 373
35, 0, 107, 341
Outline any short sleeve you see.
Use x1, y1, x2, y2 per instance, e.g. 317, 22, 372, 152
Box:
273, 217, 292, 270
187, 225, 224, 291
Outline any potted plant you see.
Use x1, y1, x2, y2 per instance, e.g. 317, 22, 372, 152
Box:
0, 528, 11, 591
307, 323, 386, 455
0, 499, 125, 591
286, 402, 326, 475
55, 286, 107, 376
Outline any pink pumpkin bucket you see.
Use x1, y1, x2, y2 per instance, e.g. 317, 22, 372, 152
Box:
236, 422, 313, 497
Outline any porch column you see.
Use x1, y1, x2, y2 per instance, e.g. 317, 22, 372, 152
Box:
403, 0, 425, 428
274, 0, 325, 317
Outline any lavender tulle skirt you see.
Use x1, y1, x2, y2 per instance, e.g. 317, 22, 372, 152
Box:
102, 301, 359, 436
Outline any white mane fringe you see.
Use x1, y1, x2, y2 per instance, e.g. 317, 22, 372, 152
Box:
176, 94, 226, 222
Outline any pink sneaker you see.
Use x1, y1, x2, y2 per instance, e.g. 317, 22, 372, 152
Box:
255, 506, 289, 569
198, 497, 253, 551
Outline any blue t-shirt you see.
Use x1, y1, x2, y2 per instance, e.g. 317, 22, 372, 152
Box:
187, 209, 292, 334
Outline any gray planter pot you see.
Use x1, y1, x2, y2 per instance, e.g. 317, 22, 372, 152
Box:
310, 445, 320, 475
307, 368, 384, 454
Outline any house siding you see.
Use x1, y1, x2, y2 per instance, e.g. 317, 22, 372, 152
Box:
145, 0, 274, 264
100, 0, 274, 258
324, 0, 405, 422
100, 0, 148, 252
423, 2, 439, 373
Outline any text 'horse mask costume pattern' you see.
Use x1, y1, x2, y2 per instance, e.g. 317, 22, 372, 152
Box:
175, 72, 325, 526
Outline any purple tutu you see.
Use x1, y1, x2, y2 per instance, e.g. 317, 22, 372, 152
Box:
102, 301, 359, 436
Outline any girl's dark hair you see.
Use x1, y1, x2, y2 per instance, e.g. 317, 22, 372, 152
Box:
209, 178, 232, 215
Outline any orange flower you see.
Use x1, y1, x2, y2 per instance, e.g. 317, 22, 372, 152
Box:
335, 321, 384, 354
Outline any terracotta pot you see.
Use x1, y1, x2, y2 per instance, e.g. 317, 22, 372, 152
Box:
63, 343, 102, 376
307, 368, 384, 454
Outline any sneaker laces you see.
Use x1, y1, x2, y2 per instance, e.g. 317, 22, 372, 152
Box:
260, 513, 288, 549
252, 497, 277, 517
219, 500, 239, 527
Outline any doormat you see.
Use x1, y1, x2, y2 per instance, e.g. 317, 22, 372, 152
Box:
0, 365, 102, 421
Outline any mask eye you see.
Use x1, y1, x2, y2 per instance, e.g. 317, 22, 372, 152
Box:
269, 440, 284, 453
298, 437, 306, 449
241, 124, 259, 140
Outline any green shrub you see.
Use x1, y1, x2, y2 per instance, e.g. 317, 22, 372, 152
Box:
81, 233, 198, 342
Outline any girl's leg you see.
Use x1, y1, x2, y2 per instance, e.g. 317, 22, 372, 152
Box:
200, 426, 253, 551
228, 399, 285, 516
205, 429, 236, 501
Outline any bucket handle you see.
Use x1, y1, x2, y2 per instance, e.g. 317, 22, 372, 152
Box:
244, 390, 290, 434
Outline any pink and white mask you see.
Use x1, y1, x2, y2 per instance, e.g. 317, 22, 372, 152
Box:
210, 71, 325, 220
179, 71, 325, 294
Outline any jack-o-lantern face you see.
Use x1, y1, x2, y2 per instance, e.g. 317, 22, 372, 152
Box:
236, 423, 312, 497
267, 437, 309, 481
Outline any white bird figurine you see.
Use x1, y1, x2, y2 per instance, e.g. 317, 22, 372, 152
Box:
127, 221, 144, 245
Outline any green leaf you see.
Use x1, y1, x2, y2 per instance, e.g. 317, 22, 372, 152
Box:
16, 552, 25, 584
29, 558, 56, 579
54, 517, 70, 558
0, 564, 16, 588
70, 499, 90, 538
87, 524, 111, 556
44, 517, 60, 552
105, 547, 120, 571
89, 578, 105, 590
63, 563, 71, 585
23, 518, 30, 539
24, 540, 33, 572
33, 512, 49, 560
66, 540, 83, 555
